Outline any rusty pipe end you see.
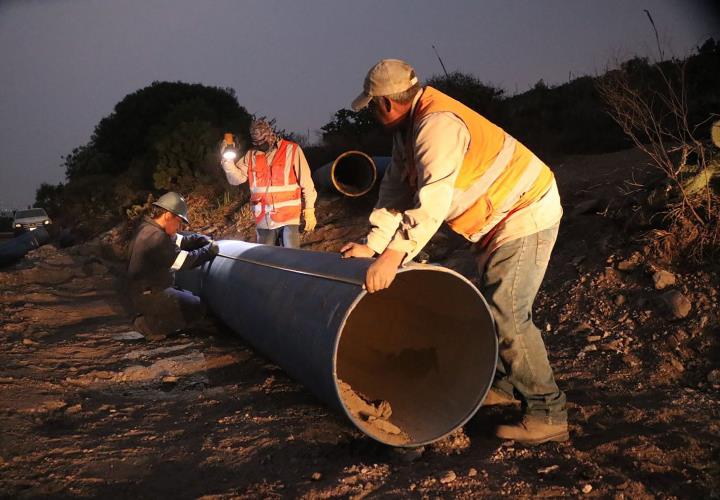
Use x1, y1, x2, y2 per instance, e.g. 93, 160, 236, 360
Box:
331, 151, 377, 197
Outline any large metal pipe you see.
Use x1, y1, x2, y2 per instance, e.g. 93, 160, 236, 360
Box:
312, 151, 391, 197
177, 241, 497, 447
0, 227, 50, 267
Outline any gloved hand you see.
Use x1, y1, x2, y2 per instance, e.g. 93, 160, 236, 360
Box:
220, 133, 248, 162
208, 241, 220, 257
219, 134, 230, 152
180, 233, 212, 250
303, 208, 317, 232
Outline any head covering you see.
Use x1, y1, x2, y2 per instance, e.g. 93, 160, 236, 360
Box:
250, 119, 277, 147
351, 59, 419, 111
153, 192, 189, 223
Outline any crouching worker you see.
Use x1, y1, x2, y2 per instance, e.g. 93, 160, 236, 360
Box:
127, 192, 219, 339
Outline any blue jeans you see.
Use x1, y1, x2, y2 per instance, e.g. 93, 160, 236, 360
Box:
256, 225, 300, 248
479, 223, 567, 423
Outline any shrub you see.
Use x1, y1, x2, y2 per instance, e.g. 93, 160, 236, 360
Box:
597, 57, 720, 261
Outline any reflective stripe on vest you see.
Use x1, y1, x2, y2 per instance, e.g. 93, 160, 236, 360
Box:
411, 87, 554, 240
247, 139, 302, 226
445, 133, 516, 221
170, 250, 188, 271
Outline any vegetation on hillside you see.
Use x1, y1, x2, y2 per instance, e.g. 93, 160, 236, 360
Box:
597, 39, 720, 262
36, 40, 719, 261
317, 39, 718, 162
315, 39, 720, 261
36, 82, 252, 238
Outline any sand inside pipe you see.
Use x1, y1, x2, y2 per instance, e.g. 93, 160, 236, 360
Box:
337, 378, 410, 446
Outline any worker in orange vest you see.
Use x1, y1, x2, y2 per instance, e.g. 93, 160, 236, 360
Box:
341, 59, 567, 445
220, 119, 317, 248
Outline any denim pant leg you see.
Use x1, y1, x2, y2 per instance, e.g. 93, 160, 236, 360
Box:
256, 228, 280, 246
163, 287, 206, 327
281, 225, 300, 249
134, 287, 205, 335
479, 224, 566, 422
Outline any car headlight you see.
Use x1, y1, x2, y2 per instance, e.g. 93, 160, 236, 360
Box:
14, 223, 21, 228
44, 220, 50, 225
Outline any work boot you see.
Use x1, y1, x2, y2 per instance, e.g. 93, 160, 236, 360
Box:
482, 388, 519, 406
495, 415, 569, 445
133, 315, 166, 341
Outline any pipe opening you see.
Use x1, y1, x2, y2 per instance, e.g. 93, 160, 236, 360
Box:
335, 269, 497, 446
332, 151, 377, 197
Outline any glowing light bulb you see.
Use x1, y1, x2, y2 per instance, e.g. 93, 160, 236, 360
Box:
222, 147, 238, 161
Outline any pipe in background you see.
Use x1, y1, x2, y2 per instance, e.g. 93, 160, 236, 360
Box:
0, 227, 50, 267
312, 151, 391, 197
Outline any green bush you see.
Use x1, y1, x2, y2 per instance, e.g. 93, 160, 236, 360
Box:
38, 81, 253, 237
316, 40, 718, 159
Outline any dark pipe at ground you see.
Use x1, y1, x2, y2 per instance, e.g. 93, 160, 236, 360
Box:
0, 227, 50, 267
312, 151, 391, 197
176, 241, 497, 447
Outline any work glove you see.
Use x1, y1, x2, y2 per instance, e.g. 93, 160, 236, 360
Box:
219, 136, 230, 155
303, 208, 317, 232
208, 241, 220, 257
220, 134, 248, 162
187, 233, 212, 248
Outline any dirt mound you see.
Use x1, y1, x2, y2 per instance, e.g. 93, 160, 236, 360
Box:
1, 148, 718, 497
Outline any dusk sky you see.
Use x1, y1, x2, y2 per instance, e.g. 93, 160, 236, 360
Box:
1, 0, 718, 209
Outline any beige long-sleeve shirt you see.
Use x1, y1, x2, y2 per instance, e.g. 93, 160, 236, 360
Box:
366, 89, 562, 266
220, 138, 317, 211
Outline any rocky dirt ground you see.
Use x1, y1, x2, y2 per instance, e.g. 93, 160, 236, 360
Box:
1, 148, 719, 498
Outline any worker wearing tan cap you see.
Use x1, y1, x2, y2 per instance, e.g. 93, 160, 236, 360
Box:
340, 59, 567, 445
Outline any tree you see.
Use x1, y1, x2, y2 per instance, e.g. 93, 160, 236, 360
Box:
63, 81, 252, 182
319, 108, 389, 159
45, 81, 253, 237
34, 182, 65, 217
152, 118, 219, 191
426, 71, 504, 118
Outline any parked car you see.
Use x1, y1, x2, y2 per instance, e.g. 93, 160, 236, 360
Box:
13, 208, 51, 235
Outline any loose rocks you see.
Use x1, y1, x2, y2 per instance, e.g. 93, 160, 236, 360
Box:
617, 252, 643, 271
439, 470, 457, 484
652, 270, 676, 290
661, 290, 692, 319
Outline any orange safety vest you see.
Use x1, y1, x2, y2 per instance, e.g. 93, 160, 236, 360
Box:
247, 139, 302, 229
408, 86, 554, 241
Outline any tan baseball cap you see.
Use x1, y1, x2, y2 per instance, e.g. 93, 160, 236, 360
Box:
351, 59, 419, 111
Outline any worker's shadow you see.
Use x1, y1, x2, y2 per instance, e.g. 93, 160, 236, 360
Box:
464, 403, 522, 438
